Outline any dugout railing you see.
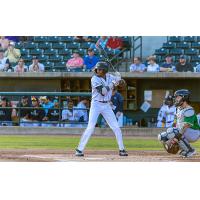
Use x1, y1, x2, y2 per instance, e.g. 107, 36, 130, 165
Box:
0, 92, 91, 127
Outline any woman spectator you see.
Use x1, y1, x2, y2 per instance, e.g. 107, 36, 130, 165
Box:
66, 51, 84, 70
14, 58, 28, 72
90, 36, 109, 50
147, 56, 160, 72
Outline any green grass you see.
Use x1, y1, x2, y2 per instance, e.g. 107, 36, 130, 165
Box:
0, 135, 200, 151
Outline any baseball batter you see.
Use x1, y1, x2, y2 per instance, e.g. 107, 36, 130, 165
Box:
75, 61, 128, 156
158, 89, 200, 158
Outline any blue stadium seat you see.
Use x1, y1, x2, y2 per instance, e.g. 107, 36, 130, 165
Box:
37, 55, 49, 62
191, 42, 200, 49
170, 48, 183, 55
78, 49, 86, 56
168, 36, 182, 43
162, 42, 176, 49
52, 42, 66, 49
43, 49, 57, 56
90, 36, 99, 43
48, 55, 63, 62
58, 48, 71, 56
154, 48, 169, 56
197, 36, 200, 42
29, 48, 43, 56
24, 42, 38, 49
52, 62, 66, 72
80, 42, 92, 49
63, 55, 72, 61
38, 42, 51, 50
59, 36, 74, 43
44, 61, 54, 71
46, 36, 60, 43
20, 48, 29, 56
184, 48, 198, 55
54, 61, 66, 67
176, 42, 190, 49
66, 42, 80, 49
15, 42, 24, 49
183, 36, 196, 42
191, 55, 200, 62
22, 55, 33, 62
33, 36, 48, 43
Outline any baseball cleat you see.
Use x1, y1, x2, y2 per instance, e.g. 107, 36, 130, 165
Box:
119, 150, 128, 156
181, 149, 196, 158
75, 149, 84, 157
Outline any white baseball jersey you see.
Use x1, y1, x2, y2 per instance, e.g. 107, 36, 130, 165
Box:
157, 104, 176, 128
62, 107, 80, 121
91, 73, 119, 102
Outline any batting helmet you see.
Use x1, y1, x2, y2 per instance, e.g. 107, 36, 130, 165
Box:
174, 89, 190, 107
94, 61, 109, 73
164, 95, 174, 106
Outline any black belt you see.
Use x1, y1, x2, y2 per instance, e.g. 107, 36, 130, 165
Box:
96, 101, 109, 103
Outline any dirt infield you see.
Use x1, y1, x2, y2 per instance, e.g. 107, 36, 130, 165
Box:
0, 149, 199, 162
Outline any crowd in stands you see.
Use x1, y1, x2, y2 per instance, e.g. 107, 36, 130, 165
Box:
0, 95, 90, 127
129, 54, 199, 72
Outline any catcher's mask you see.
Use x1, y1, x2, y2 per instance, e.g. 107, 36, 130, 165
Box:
93, 61, 109, 74
163, 139, 179, 154
164, 95, 174, 106
173, 89, 190, 107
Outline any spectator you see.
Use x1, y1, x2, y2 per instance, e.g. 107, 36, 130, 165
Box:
196, 63, 200, 72
61, 99, 81, 127
4, 41, 21, 64
5, 36, 20, 43
73, 36, 91, 42
107, 36, 123, 54
83, 48, 99, 71
129, 57, 146, 72
26, 97, 45, 127
110, 89, 124, 127
175, 55, 193, 72
17, 96, 31, 127
42, 99, 60, 127
14, 58, 28, 72
90, 36, 109, 50
76, 97, 89, 127
0, 49, 11, 72
29, 56, 45, 72
160, 55, 175, 72
0, 97, 14, 126
40, 96, 54, 115
157, 95, 176, 128
0, 37, 9, 50
66, 51, 84, 70
147, 56, 160, 72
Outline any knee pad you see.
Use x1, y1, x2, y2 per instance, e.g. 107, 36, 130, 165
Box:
158, 131, 168, 142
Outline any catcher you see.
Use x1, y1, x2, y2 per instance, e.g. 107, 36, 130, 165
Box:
75, 61, 128, 157
158, 89, 200, 158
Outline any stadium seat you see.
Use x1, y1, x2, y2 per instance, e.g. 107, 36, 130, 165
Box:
59, 36, 74, 43
66, 42, 80, 49
80, 42, 92, 49
154, 48, 169, 56
29, 48, 43, 56
43, 49, 57, 56
46, 36, 60, 43
63, 55, 72, 61
54, 61, 66, 67
90, 36, 99, 43
168, 36, 182, 43
191, 55, 200, 62
33, 36, 47, 43
48, 55, 63, 62
52, 42, 66, 49
44, 61, 54, 71
58, 48, 72, 56
20, 48, 29, 56
22, 55, 33, 62
15, 42, 24, 49
170, 48, 183, 55
191, 42, 200, 49
184, 48, 198, 55
183, 36, 196, 42
24, 42, 38, 49
176, 42, 190, 49
52, 62, 66, 72
38, 42, 51, 50
37, 55, 49, 62
78, 49, 86, 56
197, 36, 200, 42
162, 42, 176, 49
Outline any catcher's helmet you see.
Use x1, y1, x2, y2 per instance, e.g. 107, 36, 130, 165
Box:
174, 89, 190, 107
94, 61, 109, 73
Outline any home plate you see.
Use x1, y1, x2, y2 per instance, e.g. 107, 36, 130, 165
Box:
84, 157, 105, 161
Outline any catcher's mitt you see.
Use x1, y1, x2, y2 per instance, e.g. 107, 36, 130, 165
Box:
163, 139, 179, 154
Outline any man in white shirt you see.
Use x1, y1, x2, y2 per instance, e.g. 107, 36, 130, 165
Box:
29, 56, 45, 72
0, 49, 10, 72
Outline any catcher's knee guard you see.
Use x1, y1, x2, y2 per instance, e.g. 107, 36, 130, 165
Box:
158, 128, 181, 142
